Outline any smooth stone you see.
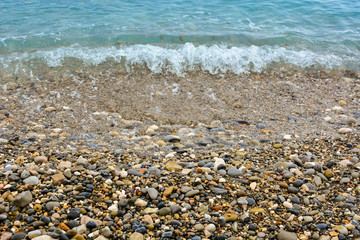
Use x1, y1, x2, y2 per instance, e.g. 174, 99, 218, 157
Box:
147, 188, 158, 200
68, 208, 81, 220
277, 231, 297, 240
129, 233, 143, 240
227, 167, 243, 177
34, 156, 48, 164
58, 161, 72, 170
45, 201, 60, 211
205, 223, 216, 232
164, 135, 181, 143
194, 223, 204, 231
27, 230, 42, 239
13, 191, 32, 207
31, 237, 55, 240
214, 157, 226, 171
211, 187, 228, 195
303, 216, 313, 223
134, 199, 148, 207
23, 176, 39, 186
20, 170, 30, 179
165, 161, 182, 171
158, 207, 171, 216
185, 190, 200, 197
316, 223, 328, 230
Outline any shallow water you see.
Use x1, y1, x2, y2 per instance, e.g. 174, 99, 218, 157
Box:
0, 0, 359, 77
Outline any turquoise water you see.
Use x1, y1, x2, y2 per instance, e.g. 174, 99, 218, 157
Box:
0, 0, 359, 75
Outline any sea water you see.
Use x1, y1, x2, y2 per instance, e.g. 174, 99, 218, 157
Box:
0, 0, 359, 77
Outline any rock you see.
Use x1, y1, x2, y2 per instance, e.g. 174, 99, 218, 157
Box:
23, 176, 39, 186
303, 216, 313, 223
129, 233, 143, 240
20, 170, 30, 179
194, 223, 204, 231
86, 221, 97, 229
68, 208, 81, 219
214, 157, 225, 170
210, 187, 227, 195
45, 201, 60, 211
324, 169, 334, 178
64, 169, 72, 179
163, 186, 174, 197
34, 156, 48, 164
1, 232, 12, 240
185, 190, 200, 197
147, 188, 158, 200
165, 161, 182, 171
13, 191, 32, 207
227, 167, 243, 177
339, 128, 352, 134
52, 173, 65, 185
205, 223, 216, 232
58, 161, 72, 170
164, 135, 181, 143
277, 231, 297, 240
32, 237, 55, 240
77, 156, 88, 166
158, 207, 171, 216
27, 230, 42, 239
223, 212, 238, 222
134, 199, 148, 207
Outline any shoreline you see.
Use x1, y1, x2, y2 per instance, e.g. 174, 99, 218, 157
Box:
1, 69, 360, 239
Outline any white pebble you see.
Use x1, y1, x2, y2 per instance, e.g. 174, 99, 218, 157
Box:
339, 128, 352, 134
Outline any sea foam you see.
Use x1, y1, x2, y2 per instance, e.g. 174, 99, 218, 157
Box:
0, 43, 357, 76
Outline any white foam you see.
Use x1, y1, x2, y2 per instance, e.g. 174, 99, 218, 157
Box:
0, 43, 358, 76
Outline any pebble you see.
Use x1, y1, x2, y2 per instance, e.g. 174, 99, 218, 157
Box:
147, 188, 158, 200
23, 176, 39, 186
277, 231, 297, 240
13, 191, 32, 207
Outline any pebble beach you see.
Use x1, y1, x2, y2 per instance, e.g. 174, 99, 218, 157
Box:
1, 69, 360, 240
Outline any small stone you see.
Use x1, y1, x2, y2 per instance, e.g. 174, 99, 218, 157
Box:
277, 231, 297, 240
147, 188, 158, 200
52, 173, 65, 185
27, 230, 42, 239
324, 169, 334, 178
23, 176, 39, 186
339, 128, 352, 134
223, 212, 238, 222
164, 135, 181, 143
158, 207, 171, 216
13, 191, 32, 207
32, 236, 55, 240
34, 156, 48, 164
86, 221, 97, 229
163, 186, 174, 197
227, 167, 243, 177
77, 156, 88, 165
45, 201, 60, 211
194, 223, 204, 231
185, 190, 200, 197
64, 169, 72, 179
303, 216, 313, 223
205, 223, 216, 232
134, 199, 148, 207
165, 161, 182, 171
58, 161, 72, 170
129, 232, 143, 240
214, 157, 226, 171
68, 208, 81, 219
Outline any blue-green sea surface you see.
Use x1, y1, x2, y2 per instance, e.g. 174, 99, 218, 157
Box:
0, 0, 359, 75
